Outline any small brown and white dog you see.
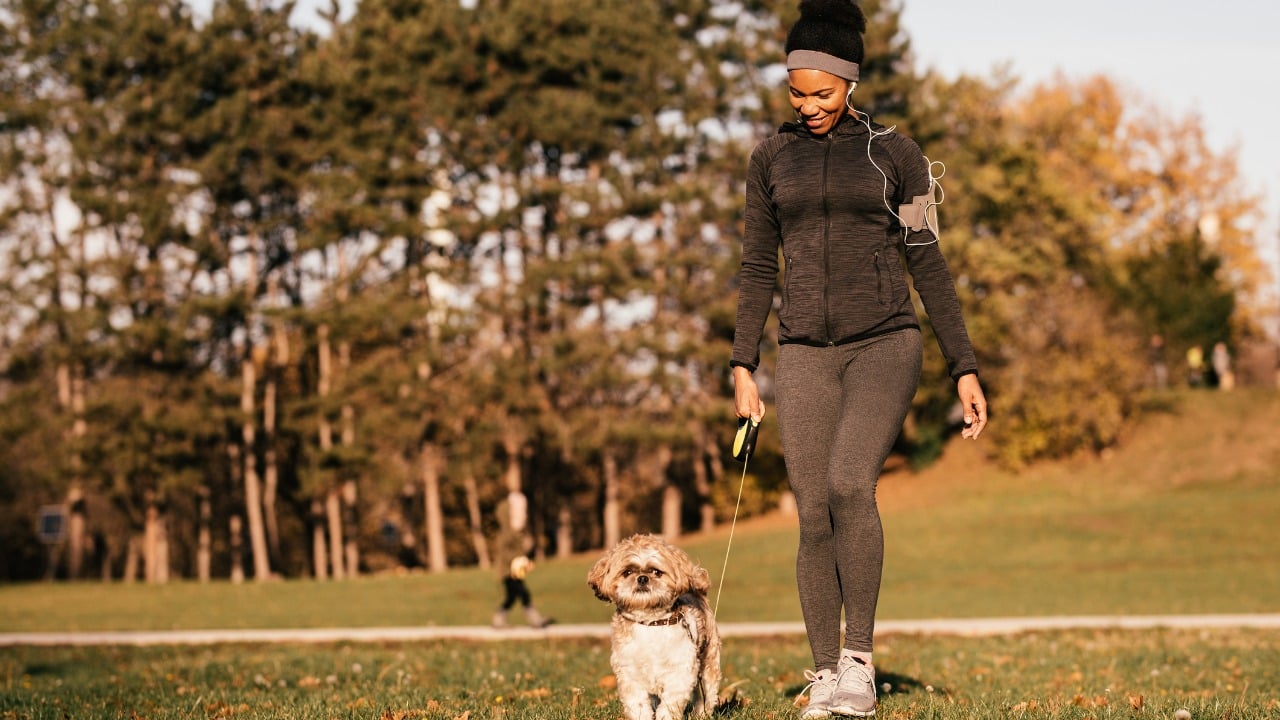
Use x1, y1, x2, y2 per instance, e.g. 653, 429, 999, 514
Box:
587, 534, 721, 720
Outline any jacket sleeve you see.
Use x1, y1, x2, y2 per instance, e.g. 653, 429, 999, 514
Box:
731, 142, 782, 372
895, 138, 979, 381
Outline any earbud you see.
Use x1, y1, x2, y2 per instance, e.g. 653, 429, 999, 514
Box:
845, 82, 858, 111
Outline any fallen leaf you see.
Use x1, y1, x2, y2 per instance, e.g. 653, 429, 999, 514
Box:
518, 688, 553, 699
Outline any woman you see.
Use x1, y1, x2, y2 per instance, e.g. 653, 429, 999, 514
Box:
730, 1, 988, 717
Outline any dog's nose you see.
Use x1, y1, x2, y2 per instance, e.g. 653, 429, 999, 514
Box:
637, 574, 649, 586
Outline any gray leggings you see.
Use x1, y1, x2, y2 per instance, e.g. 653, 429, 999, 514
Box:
775, 328, 922, 667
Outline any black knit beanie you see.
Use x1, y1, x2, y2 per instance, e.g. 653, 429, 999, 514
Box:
785, 0, 867, 81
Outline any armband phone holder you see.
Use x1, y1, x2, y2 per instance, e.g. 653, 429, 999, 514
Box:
732, 417, 760, 462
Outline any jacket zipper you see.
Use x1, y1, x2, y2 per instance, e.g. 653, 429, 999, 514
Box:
821, 135, 834, 345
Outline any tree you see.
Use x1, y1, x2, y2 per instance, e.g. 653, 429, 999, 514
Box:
903, 72, 1264, 466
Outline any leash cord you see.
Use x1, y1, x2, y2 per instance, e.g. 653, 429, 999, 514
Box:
713, 453, 749, 618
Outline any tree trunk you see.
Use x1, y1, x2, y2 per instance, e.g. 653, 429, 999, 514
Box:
556, 502, 572, 559
58, 363, 89, 579
123, 534, 141, 583
342, 479, 359, 578
241, 358, 271, 580
229, 514, 245, 584
317, 324, 345, 579
692, 422, 716, 533
66, 486, 86, 580
311, 499, 329, 580
326, 487, 346, 580
657, 444, 680, 540
339, 339, 358, 578
148, 499, 170, 585
262, 275, 288, 567
197, 486, 212, 582
464, 470, 490, 570
228, 443, 245, 583
263, 372, 281, 568
421, 443, 448, 572
603, 446, 621, 549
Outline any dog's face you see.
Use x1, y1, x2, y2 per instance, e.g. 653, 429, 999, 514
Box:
587, 534, 711, 611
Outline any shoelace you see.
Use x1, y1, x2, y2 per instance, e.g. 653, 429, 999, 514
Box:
836, 660, 874, 689
800, 669, 834, 701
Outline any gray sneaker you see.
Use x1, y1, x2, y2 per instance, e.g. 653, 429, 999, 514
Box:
829, 654, 876, 716
798, 668, 837, 719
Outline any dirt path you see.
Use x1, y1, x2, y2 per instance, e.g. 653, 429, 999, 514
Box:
4, 614, 1279, 646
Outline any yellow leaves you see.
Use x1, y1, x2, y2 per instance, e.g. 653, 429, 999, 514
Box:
203, 700, 252, 718
1070, 693, 1110, 708
517, 687, 553, 699
1011, 695, 1143, 716
379, 701, 460, 720
1009, 699, 1039, 714
597, 673, 618, 689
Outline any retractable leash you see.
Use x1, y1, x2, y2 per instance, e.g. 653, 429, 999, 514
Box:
714, 416, 760, 617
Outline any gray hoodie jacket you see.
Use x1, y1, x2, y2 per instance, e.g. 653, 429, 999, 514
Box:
731, 113, 978, 381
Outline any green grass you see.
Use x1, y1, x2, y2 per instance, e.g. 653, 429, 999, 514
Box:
3, 389, 1277, 633
2, 629, 1278, 719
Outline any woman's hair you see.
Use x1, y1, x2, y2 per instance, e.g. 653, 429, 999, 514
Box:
784, 0, 868, 65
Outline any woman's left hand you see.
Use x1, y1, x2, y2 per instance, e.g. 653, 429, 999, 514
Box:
956, 374, 988, 440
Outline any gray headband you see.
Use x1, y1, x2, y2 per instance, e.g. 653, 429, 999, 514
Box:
786, 50, 860, 82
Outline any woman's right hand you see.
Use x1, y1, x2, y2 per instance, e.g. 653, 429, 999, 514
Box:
732, 366, 766, 422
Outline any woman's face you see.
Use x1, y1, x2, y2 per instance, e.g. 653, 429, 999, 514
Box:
788, 69, 851, 136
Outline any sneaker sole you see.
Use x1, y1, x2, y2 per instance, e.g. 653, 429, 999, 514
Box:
828, 706, 875, 717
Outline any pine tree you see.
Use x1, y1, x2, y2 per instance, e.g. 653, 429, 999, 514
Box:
185, 0, 325, 580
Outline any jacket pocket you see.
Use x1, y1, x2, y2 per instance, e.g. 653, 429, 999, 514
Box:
873, 250, 887, 306
783, 254, 793, 310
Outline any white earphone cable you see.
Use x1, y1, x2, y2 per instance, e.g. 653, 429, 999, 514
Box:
849, 104, 946, 247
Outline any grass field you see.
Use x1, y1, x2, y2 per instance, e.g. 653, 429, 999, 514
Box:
2, 629, 1278, 719
1, 389, 1278, 718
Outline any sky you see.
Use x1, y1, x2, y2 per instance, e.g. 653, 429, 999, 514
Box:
899, 0, 1280, 297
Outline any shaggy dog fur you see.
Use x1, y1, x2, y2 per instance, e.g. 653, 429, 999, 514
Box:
587, 534, 721, 720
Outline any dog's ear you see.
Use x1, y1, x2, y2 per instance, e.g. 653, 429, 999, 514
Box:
586, 553, 613, 602
689, 564, 712, 595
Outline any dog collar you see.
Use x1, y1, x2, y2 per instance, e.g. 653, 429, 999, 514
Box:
619, 610, 684, 627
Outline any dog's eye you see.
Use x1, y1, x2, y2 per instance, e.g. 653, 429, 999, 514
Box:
651, 570, 663, 577
622, 569, 633, 577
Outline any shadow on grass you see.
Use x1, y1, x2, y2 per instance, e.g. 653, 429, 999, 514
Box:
779, 669, 944, 703
21, 662, 74, 678
878, 669, 938, 696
